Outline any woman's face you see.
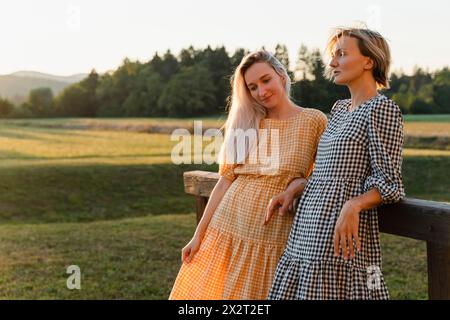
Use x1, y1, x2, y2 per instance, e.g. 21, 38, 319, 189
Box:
244, 62, 286, 109
328, 35, 373, 86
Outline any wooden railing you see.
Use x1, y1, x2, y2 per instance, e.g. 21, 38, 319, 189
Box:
183, 170, 450, 300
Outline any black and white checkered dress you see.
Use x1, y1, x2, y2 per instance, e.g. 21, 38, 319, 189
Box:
268, 94, 405, 300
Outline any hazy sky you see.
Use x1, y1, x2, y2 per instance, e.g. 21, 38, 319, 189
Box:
2, 0, 449, 75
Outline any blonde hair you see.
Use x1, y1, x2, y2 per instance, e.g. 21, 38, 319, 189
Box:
325, 27, 391, 89
218, 50, 291, 165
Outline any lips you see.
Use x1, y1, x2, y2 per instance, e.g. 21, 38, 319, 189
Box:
333, 71, 341, 76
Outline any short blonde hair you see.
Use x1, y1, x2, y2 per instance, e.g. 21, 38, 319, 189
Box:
325, 27, 391, 89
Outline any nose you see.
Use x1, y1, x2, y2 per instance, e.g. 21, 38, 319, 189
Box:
258, 86, 268, 98
329, 56, 338, 68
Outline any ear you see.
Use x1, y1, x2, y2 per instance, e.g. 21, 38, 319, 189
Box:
364, 57, 375, 70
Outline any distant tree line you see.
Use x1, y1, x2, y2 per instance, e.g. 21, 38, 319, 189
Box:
1, 44, 449, 118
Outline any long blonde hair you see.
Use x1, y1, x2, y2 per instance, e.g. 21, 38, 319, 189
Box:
218, 50, 292, 166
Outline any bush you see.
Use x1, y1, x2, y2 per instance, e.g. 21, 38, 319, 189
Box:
410, 98, 435, 114
0, 97, 14, 118
158, 65, 217, 117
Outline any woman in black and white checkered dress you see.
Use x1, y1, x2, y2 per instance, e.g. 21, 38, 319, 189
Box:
265, 27, 405, 299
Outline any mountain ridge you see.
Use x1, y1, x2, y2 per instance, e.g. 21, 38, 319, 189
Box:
0, 71, 88, 104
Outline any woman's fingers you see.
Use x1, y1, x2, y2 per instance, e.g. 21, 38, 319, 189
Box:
264, 200, 272, 224
187, 248, 196, 263
187, 245, 199, 263
334, 231, 361, 260
340, 234, 348, 260
354, 229, 361, 252
265, 195, 295, 224
265, 197, 280, 224
182, 247, 190, 263
264, 199, 275, 225
279, 201, 290, 216
333, 231, 340, 257
334, 211, 361, 260
347, 233, 355, 258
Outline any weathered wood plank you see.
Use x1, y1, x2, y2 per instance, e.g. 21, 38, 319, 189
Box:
379, 199, 450, 245
183, 171, 220, 197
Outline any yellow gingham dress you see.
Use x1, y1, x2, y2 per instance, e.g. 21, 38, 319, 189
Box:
169, 108, 328, 299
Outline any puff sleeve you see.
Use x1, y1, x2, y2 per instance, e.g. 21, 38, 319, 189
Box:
363, 98, 405, 204
218, 163, 238, 182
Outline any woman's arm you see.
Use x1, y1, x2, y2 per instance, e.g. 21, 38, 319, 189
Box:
193, 176, 233, 240
182, 176, 233, 263
334, 98, 405, 260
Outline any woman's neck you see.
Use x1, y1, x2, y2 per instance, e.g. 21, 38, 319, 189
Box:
266, 98, 301, 120
347, 76, 378, 111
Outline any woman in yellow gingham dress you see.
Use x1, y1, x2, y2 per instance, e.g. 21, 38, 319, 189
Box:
169, 51, 327, 300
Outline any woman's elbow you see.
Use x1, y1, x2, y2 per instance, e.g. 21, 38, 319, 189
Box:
381, 184, 405, 205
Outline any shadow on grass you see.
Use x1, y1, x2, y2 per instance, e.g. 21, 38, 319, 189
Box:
0, 162, 217, 224
0, 150, 40, 160
0, 155, 448, 224
0, 126, 108, 140
0, 128, 50, 141
0, 153, 172, 161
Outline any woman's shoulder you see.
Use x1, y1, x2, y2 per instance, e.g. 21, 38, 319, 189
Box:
368, 94, 403, 117
299, 107, 328, 133
301, 107, 327, 120
301, 107, 328, 124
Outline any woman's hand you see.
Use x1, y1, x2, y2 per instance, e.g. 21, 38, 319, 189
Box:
264, 190, 296, 225
333, 199, 362, 260
264, 178, 307, 225
179, 176, 232, 264
181, 234, 202, 264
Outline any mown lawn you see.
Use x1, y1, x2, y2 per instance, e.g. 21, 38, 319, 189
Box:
0, 118, 448, 299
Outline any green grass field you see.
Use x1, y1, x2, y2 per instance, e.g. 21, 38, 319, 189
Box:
3, 114, 449, 138
0, 116, 448, 299
403, 114, 450, 122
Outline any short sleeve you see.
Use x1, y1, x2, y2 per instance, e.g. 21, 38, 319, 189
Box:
363, 98, 405, 204
218, 163, 237, 182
